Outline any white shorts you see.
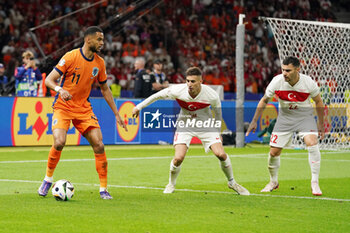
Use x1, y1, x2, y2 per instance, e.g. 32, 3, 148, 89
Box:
173, 131, 222, 153
269, 116, 318, 148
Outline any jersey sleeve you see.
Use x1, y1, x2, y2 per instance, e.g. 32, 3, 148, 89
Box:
150, 73, 156, 84
265, 76, 279, 98
309, 78, 320, 98
15, 67, 25, 79
34, 68, 42, 81
209, 89, 223, 126
136, 87, 175, 110
54, 52, 73, 76
97, 59, 107, 84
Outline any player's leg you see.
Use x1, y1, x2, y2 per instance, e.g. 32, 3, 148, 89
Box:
84, 127, 112, 199
261, 130, 292, 192
261, 146, 282, 192
164, 132, 191, 193
210, 142, 250, 195
38, 111, 69, 196
303, 133, 322, 196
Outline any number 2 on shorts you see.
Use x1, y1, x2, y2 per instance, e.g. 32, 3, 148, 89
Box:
270, 134, 278, 143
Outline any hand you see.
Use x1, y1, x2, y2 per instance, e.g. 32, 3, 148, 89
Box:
116, 113, 128, 132
245, 121, 257, 136
25, 60, 35, 69
318, 122, 325, 140
58, 89, 72, 102
132, 107, 140, 118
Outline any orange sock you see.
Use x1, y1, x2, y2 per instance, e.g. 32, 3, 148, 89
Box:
95, 152, 107, 188
46, 146, 62, 177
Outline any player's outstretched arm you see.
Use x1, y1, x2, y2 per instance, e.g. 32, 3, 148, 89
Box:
312, 94, 325, 140
100, 82, 128, 132
45, 69, 72, 102
132, 87, 172, 118
246, 95, 270, 136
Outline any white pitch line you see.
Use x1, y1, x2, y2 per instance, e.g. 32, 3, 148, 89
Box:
0, 179, 349, 202
0, 152, 349, 164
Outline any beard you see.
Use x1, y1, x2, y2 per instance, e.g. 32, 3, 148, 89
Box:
90, 45, 99, 53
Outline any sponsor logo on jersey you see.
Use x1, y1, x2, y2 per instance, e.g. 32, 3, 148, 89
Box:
11, 97, 80, 146
117, 101, 139, 142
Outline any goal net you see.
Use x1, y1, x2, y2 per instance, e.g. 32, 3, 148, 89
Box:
265, 17, 350, 150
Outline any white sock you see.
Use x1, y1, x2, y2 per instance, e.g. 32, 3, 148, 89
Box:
307, 144, 321, 182
100, 187, 107, 192
220, 156, 236, 185
44, 175, 53, 183
169, 160, 181, 186
268, 153, 280, 183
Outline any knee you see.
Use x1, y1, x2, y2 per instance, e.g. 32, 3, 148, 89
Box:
173, 157, 184, 166
93, 141, 105, 154
215, 152, 227, 161
54, 138, 66, 151
270, 150, 281, 157
306, 140, 318, 147
304, 135, 318, 147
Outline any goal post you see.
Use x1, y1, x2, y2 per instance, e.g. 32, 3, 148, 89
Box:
264, 17, 350, 150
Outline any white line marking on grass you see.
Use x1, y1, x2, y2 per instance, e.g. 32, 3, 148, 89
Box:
0, 152, 349, 164
1, 179, 349, 202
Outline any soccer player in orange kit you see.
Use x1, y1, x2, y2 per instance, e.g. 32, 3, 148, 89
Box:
38, 26, 127, 199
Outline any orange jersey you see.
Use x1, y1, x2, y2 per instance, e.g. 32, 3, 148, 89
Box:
53, 48, 107, 113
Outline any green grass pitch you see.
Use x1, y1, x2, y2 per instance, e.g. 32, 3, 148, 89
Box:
0, 144, 349, 233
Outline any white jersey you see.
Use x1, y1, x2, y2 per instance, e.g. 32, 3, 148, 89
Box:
265, 73, 320, 129
136, 84, 222, 132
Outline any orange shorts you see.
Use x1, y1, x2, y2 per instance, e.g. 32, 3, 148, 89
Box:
52, 108, 100, 134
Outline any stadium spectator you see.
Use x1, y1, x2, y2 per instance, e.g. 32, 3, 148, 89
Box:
170, 67, 185, 83
133, 57, 153, 98
0, 0, 338, 97
246, 56, 325, 196
132, 66, 250, 195
150, 59, 169, 94
37, 26, 127, 200
15, 50, 42, 97
0, 63, 8, 95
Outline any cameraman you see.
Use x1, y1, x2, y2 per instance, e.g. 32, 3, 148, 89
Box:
15, 51, 42, 97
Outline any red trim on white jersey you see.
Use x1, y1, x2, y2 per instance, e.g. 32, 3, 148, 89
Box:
275, 90, 310, 102
175, 98, 210, 111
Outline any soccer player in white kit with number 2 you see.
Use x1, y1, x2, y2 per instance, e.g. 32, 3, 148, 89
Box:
132, 67, 249, 195
246, 57, 325, 196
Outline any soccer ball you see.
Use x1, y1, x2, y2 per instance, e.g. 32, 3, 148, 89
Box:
52, 179, 75, 201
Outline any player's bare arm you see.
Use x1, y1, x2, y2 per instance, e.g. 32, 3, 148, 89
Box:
100, 82, 128, 132
312, 94, 325, 140
246, 95, 270, 136
45, 69, 72, 102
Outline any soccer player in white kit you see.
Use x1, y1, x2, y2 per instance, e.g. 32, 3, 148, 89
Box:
132, 67, 250, 195
246, 57, 325, 196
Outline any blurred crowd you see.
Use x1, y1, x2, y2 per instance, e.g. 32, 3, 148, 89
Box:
0, 0, 338, 97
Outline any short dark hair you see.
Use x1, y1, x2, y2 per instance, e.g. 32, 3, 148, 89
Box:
186, 67, 202, 77
282, 56, 300, 67
84, 26, 103, 38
